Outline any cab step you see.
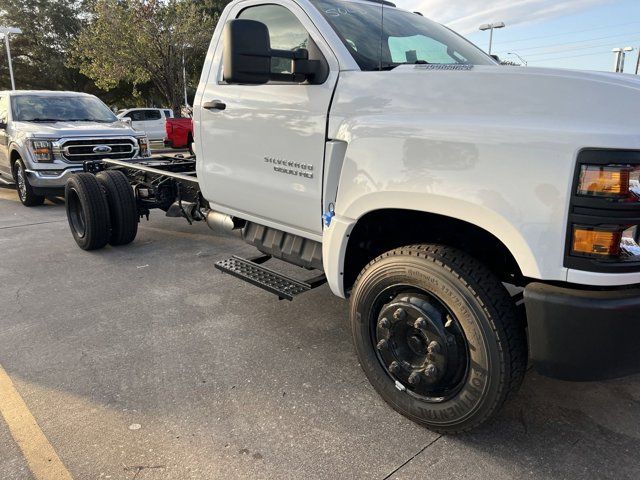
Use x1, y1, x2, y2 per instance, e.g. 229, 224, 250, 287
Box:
215, 255, 326, 301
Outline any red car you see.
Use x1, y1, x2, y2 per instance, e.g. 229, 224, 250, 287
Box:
164, 117, 194, 155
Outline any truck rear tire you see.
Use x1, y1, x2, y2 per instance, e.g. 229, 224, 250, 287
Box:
350, 244, 527, 434
96, 170, 138, 246
65, 173, 111, 251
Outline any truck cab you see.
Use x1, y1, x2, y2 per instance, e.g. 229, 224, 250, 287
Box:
117, 108, 173, 142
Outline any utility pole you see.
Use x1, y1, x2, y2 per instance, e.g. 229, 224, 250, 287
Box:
635, 48, 640, 75
479, 22, 505, 55
0, 27, 22, 90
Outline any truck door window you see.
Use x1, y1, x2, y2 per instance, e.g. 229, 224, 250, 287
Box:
144, 110, 162, 121
238, 4, 309, 75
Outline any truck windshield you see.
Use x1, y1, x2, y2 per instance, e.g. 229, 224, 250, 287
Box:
11, 95, 118, 123
311, 0, 494, 71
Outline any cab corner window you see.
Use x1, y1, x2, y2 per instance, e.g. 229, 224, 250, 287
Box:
238, 4, 309, 75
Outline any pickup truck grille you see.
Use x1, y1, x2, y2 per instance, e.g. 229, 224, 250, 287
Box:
60, 138, 138, 162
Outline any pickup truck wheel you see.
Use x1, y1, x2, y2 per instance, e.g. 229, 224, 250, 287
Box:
13, 159, 45, 207
96, 170, 138, 246
350, 244, 527, 434
65, 173, 110, 250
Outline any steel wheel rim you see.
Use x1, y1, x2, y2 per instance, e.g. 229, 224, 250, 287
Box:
67, 188, 87, 238
371, 285, 470, 403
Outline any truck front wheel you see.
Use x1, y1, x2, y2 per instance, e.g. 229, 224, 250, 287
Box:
350, 244, 527, 433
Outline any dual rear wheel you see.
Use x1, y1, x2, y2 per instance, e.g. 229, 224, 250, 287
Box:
65, 171, 138, 250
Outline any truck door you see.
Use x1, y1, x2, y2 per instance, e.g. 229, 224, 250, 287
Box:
197, 1, 339, 238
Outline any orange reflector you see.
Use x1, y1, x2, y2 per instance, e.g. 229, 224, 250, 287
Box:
33, 148, 50, 155
572, 227, 622, 257
578, 165, 631, 197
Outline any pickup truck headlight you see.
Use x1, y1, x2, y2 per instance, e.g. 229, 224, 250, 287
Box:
577, 164, 640, 201
29, 140, 54, 163
566, 150, 640, 271
136, 135, 151, 157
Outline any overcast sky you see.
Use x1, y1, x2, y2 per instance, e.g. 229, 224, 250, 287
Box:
393, 0, 640, 72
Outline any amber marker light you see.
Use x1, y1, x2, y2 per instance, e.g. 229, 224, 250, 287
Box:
571, 226, 623, 258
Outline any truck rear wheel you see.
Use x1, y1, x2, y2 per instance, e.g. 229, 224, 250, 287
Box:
350, 244, 527, 434
65, 173, 110, 251
96, 170, 138, 246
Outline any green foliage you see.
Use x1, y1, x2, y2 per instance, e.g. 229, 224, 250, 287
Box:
71, 0, 227, 110
0, 0, 91, 91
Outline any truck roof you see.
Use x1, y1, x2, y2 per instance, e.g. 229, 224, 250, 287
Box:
0, 90, 95, 97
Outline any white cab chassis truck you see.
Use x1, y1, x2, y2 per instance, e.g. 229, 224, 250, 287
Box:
64, 0, 640, 433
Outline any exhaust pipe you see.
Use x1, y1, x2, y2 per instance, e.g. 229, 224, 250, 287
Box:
205, 210, 245, 234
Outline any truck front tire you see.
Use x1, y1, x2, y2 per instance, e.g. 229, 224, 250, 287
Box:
350, 244, 527, 433
65, 173, 111, 251
13, 159, 45, 207
96, 170, 138, 246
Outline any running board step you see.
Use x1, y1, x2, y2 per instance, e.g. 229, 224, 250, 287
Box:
215, 255, 326, 301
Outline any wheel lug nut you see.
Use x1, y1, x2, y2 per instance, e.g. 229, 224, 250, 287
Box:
414, 317, 427, 330
376, 339, 388, 350
427, 341, 441, 354
388, 361, 400, 374
424, 363, 438, 378
378, 318, 390, 330
408, 372, 421, 385
393, 308, 406, 321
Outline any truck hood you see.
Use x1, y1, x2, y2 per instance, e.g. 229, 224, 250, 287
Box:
14, 120, 141, 138
331, 65, 640, 141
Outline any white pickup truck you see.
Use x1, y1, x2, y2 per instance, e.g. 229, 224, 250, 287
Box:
62, 0, 640, 433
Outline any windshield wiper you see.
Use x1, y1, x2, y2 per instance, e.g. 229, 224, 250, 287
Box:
68, 118, 113, 122
25, 118, 64, 122
378, 60, 432, 71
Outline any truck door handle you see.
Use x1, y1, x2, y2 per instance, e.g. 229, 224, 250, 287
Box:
203, 100, 226, 111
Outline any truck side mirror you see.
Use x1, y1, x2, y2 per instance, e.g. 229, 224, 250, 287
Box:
490, 54, 501, 63
223, 19, 323, 85
223, 19, 272, 85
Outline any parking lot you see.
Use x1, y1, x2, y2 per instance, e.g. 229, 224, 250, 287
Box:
1, 183, 639, 480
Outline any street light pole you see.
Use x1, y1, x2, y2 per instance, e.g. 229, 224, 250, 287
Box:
613, 47, 634, 73
0, 27, 22, 90
182, 50, 188, 108
479, 22, 505, 55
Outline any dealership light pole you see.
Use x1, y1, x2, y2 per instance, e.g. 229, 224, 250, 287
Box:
0, 27, 22, 90
613, 46, 634, 73
479, 22, 505, 55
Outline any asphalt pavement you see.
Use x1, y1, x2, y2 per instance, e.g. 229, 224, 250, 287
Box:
0, 184, 639, 479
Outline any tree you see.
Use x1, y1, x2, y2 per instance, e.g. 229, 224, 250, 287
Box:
71, 0, 227, 113
0, 0, 92, 91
